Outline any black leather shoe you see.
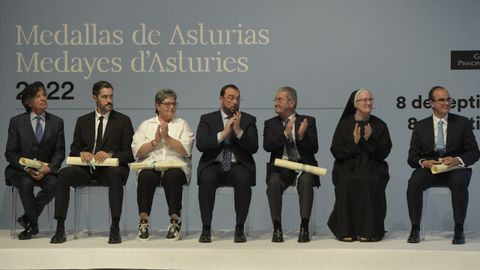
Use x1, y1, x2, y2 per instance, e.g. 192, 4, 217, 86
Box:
234, 227, 247, 243
199, 229, 212, 243
50, 230, 67, 244
407, 228, 420, 243
271, 228, 284, 243
17, 215, 29, 229
17, 224, 39, 240
452, 231, 465, 245
108, 229, 122, 244
298, 228, 310, 243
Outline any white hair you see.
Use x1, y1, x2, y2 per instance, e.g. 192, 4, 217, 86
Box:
354, 88, 372, 108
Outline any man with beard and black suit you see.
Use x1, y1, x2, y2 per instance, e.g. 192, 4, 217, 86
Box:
5, 82, 65, 240
406, 86, 480, 245
264, 86, 320, 243
50, 81, 134, 244
196, 84, 258, 243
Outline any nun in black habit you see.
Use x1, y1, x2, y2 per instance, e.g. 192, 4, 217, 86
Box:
327, 88, 392, 242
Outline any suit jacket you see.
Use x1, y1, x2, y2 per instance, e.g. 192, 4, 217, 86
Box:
408, 113, 480, 169
196, 110, 258, 186
263, 113, 320, 185
70, 110, 134, 167
5, 112, 65, 179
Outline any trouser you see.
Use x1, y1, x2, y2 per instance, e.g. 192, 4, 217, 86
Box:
137, 168, 187, 217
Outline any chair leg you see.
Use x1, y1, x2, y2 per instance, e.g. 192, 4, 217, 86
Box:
420, 190, 428, 241
11, 187, 17, 239
74, 188, 80, 239
123, 185, 128, 236
47, 199, 54, 235
183, 186, 189, 236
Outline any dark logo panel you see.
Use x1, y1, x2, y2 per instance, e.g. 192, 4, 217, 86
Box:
451, 50, 480, 70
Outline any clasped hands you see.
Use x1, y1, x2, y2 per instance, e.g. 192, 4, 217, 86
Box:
221, 111, 243, 140
27, 162, 51, 181
421, 156, 461, 170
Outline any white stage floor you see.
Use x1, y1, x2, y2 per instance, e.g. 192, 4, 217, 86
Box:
1, 229, 479, 270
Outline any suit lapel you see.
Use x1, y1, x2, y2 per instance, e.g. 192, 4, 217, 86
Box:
87, 112, 96, 148
445, 114, 455, 150
427, 117, 435, 150
100, 111, 115, 149
215, 110, 224, 133
43, 112, 52, 141
23, 113, 36, 140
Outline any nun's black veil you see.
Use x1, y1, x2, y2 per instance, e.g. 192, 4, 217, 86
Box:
338, 89, 359, 123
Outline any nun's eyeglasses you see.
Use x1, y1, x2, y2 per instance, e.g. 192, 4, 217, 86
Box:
356, 98, 374, 103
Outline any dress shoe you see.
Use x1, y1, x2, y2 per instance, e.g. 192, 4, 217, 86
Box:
50, 230, 67, 244
407, 228, 420, 243
271, 228, 284, 243
452, 231, 465, 245
17, 224, 39, 240
17, 215, 29, 229
234, 227, 247, 243
198, 229, 212, 243
297, 227, 310, 243
108, 229, 122, 244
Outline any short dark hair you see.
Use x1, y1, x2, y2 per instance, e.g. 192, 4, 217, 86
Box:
92, 81, 113, 96
220, 84, 239, 97
428, 86, 445, 101
155, 89, 177, 114
20, 81, 46, 112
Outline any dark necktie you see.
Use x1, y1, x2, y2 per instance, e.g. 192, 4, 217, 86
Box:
283, 119, 300, 161
95, 116, 104, 153
222, 133, 233, 172
35, 116, 44, 142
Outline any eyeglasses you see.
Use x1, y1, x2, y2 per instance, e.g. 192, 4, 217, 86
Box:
432, 97, 452, 104
161, 102, 178, 107
273, 97, 291, 103
356, 98, 374, 103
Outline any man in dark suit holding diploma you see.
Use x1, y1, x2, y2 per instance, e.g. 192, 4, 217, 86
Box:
263, 86, 320, 243
406, 86, 480, 244
50, 81, 134, 244
5, 82, 65, 240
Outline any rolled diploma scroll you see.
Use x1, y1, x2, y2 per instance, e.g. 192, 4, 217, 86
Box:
19, 158, 46, 169
431, 164, 463, 174
129, 161, 184, 171
273, 158, 327, 176
66, 156, 119, 167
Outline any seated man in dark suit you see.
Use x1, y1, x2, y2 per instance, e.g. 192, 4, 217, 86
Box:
406, 86, 480, 244
196, 84, 258, 243
5, 82, 65, 240
50, 81, 134, 244
264, 86, 320, 243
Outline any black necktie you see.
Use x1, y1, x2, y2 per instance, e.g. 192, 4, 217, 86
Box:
95, 116, 104, 153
